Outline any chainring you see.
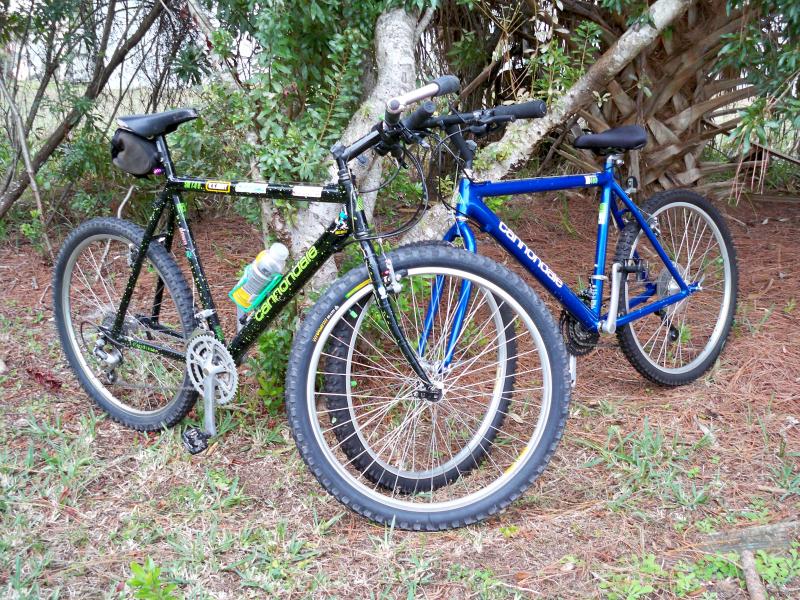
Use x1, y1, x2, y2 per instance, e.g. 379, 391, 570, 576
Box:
185, 331, 238, 405
559, 309, 599, 356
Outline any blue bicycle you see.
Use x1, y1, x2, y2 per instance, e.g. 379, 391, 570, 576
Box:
413, 103, 738, 387
298, 90, 736, 528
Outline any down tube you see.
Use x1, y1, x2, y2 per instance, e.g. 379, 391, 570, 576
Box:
227, 219, 349, 363
466, 198, 597, 329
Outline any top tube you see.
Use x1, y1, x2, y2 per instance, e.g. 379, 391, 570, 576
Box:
165, 177, 346, 203
462, 170, 611, 200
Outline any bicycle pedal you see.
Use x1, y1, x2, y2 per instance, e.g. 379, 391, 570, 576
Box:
182, 427, 211, 455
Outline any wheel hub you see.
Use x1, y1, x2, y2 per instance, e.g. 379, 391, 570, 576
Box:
411, 381, 443, 402
656, 264, 683, 299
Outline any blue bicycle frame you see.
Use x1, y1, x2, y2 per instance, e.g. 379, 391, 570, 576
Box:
420, 155, 701, 366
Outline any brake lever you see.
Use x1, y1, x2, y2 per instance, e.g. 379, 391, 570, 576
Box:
389, 144, 408, 168
400, 127, 429, 148
466, 113, 518, 138
468, 124, 489, 137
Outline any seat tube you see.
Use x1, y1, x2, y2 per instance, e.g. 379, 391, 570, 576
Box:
112, 191, 169, 336
592, 173, 614, 313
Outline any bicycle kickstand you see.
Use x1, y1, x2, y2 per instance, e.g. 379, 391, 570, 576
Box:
569, 354, 577, 388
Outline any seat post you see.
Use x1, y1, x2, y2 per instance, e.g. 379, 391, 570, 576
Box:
155, 136, 176, 179
604, 153, 623, 174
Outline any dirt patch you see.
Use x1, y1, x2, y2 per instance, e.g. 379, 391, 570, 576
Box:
1, 194, 798, 598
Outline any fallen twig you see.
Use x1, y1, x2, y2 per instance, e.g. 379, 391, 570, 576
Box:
37, 282, 51, 306
740, 550, 767, 600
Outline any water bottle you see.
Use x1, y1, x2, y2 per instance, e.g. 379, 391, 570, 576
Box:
229, 243, 289, 311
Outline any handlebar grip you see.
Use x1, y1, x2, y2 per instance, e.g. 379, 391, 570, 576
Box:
429, 75, 461, 97
493, 100, 547, 120
401, 100, 436, 130
384, 75, 461, 125
384, 108, 401, 126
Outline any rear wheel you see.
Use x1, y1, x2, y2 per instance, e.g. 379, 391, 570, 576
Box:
286, 244, 570, 530
614, 190, 738, 385
53, 218, 197, 430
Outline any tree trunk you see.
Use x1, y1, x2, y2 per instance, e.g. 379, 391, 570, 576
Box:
558, 2, 754, 198
268, 8, 420, 291
402, 0, 697, 244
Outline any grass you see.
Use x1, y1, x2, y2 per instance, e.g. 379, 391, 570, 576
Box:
576, 418, 716, 512
596, 544, 800, 599
770, 458, 800, 499
4, 324, 800, 599
2, 198, 799, 598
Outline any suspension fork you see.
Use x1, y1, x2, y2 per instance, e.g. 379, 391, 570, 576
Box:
417, 218, 475, 368
335, 159, 434, 390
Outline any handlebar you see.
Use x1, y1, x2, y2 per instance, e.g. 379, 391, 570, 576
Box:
492, 100, 547, 120
401, 100, 437, 130
420, 100, 548, 129
335, 75, 547, 165
384, 75, 461, 125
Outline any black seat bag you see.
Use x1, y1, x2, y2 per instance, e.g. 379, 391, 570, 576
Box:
111, 129, 161, 177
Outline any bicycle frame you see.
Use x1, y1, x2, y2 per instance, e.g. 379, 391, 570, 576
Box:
107, 136, 353, 366
433, 155, 700, 354
106, 134, 438, 389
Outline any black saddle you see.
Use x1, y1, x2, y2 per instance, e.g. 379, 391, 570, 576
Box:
117, 108, 199, 139
573, 125, 647, 154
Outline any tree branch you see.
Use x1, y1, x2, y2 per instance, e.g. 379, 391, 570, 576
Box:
478, 0, 697, 182
0, 1, 165, 220
0, 75, 53, 258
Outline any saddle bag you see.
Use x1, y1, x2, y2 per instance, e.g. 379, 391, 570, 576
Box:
110, 129, 161, 177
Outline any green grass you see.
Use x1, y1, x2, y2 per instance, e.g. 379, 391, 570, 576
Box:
597, 544, 800, 599
577, 418, 715, 512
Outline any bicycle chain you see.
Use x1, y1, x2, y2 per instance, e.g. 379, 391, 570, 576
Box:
78, 317, 200, 393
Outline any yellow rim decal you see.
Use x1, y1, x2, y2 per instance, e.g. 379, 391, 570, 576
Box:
504, 445, 530, 475
345, 279, 370, 298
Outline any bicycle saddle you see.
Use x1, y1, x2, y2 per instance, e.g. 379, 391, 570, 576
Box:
573, 125, 647, 154
117, 108, 199, 139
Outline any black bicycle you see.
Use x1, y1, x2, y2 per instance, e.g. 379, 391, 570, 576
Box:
52, 76, 571, 530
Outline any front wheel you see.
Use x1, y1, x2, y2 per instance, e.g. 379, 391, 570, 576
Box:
614, 190, 738, 385
286, 245, 570, 530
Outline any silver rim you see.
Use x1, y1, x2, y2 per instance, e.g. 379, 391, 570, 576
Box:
306, 266, 554, 513
624, 202, 733, 374
61, 234, 189, 415
340, 292, 508, 480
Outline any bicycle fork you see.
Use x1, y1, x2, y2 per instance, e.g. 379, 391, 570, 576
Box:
336, 160, 442, 401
